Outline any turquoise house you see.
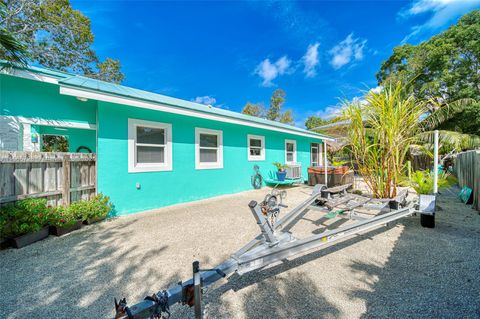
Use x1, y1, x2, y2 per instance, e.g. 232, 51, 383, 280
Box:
0, 63, 330, 215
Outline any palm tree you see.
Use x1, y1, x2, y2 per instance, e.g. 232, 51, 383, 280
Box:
418, 98, 480, 152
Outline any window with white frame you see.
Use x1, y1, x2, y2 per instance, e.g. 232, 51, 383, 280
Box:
247, 134, 265, 161
128, 119, 172, 173
285, 139, 297, 164
195, 128, 223, 169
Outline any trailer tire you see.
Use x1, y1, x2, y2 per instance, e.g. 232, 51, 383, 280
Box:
420, 214, 435, 228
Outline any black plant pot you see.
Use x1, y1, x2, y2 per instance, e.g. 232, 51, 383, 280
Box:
11, 226, 50, 249
50, 220, 83, 236
0, 237, 11, 250
83, 216, 106, 225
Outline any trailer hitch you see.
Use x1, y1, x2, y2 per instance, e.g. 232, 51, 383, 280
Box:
114, 290, 170, 319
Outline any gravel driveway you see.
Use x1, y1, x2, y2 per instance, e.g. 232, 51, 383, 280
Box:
1, 185, 479, 319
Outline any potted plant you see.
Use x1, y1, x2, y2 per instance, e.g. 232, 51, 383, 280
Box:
1, 198, 51, 248
273, 162, 288, 181
403, 170, 454, 228
81, 193, 113, 225
48, 205, 83, 236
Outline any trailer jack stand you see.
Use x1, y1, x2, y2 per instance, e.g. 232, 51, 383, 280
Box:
191, 260, 227, 319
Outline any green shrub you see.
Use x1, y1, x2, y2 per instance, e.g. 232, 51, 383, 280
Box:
402, 170, 456, 195
0, 194, 113, 238
48, 205, 79, 227
69, 193, 113, 221
88, 194, 113, 219
0, 198, 51, 237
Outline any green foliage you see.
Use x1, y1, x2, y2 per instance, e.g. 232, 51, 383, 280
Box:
241, 102, 265, 117
267, 89, 286, 121
48, 205, 79, 227
0, 26, 27, 65
341, 81, 427, 198
85, 57, 125, 84
41, 135, 69, 152
0, 194, 113, 238
68, 193, 113, 220
279, 109, 294, 125
402, 170, 456, 195
305, 116, 329, 131
1, 0, 124, 83
242, 89, 294, 124
0, 198, 51, 237
332, 160, 349, 166
272, 162, 288, 171
377, 10, 480, 137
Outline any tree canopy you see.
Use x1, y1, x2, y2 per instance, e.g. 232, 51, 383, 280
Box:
377, 9, 480, 136
241, 102, 265, 118
305, 116, 330, 131
241, 89, 294, 125
1, 0, 124, 83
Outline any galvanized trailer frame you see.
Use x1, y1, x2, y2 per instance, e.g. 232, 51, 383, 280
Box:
114, 184, 420, 319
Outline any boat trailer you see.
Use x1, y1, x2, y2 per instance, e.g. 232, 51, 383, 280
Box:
114, 184, 427, 319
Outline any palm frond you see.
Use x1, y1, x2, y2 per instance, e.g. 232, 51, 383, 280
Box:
421, 98, 477, 131
418, 130, 480, 152
0, 28, 28, 66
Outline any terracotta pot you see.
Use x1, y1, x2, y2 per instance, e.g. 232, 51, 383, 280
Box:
11, 226, 50, 249
50, 220, 82, 236
83, 216, 106, 225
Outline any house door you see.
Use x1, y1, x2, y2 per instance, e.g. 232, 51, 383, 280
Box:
311, 143, 321, 167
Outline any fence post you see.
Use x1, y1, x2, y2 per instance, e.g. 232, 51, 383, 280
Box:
62, 154, 70, 205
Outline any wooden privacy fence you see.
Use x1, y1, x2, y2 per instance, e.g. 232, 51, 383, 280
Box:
0, 151, 96, 206
454, 150, 480, 211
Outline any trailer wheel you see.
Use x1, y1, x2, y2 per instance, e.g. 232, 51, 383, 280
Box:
420, 214, 435, 228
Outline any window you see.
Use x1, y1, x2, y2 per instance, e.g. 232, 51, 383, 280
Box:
195, 128, 223, 169
311, 143, 320, 167
42, 134, 69, 152
128, 119, 172, 173
285, 139, 297, 164
247, 134, 265, 161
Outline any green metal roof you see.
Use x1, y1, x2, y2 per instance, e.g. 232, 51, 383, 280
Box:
1, 61, 330, 140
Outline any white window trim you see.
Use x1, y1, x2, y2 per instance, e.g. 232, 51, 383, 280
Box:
128, 118, 172, 173
247, 134, 265, 161
195, 127, 223, 170
285, 139, 297, 164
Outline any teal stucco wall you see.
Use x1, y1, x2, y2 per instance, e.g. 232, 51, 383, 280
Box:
0, 74, 97, 152
0, 75, 97, 125
97, 101, 322, 216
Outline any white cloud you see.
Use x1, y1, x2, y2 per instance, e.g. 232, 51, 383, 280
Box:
192, 95, 217, 106
400, 0, 480, 42
254, 56, 292, 87
370, 85, 383, 94
329, 34, 367, 70
314, 85, 383, 121
302, 42, 320, 78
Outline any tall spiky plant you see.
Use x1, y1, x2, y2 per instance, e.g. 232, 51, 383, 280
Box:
342, 82, 427, 198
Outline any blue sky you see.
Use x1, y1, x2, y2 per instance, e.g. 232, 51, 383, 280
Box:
72, 0, 480, 128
